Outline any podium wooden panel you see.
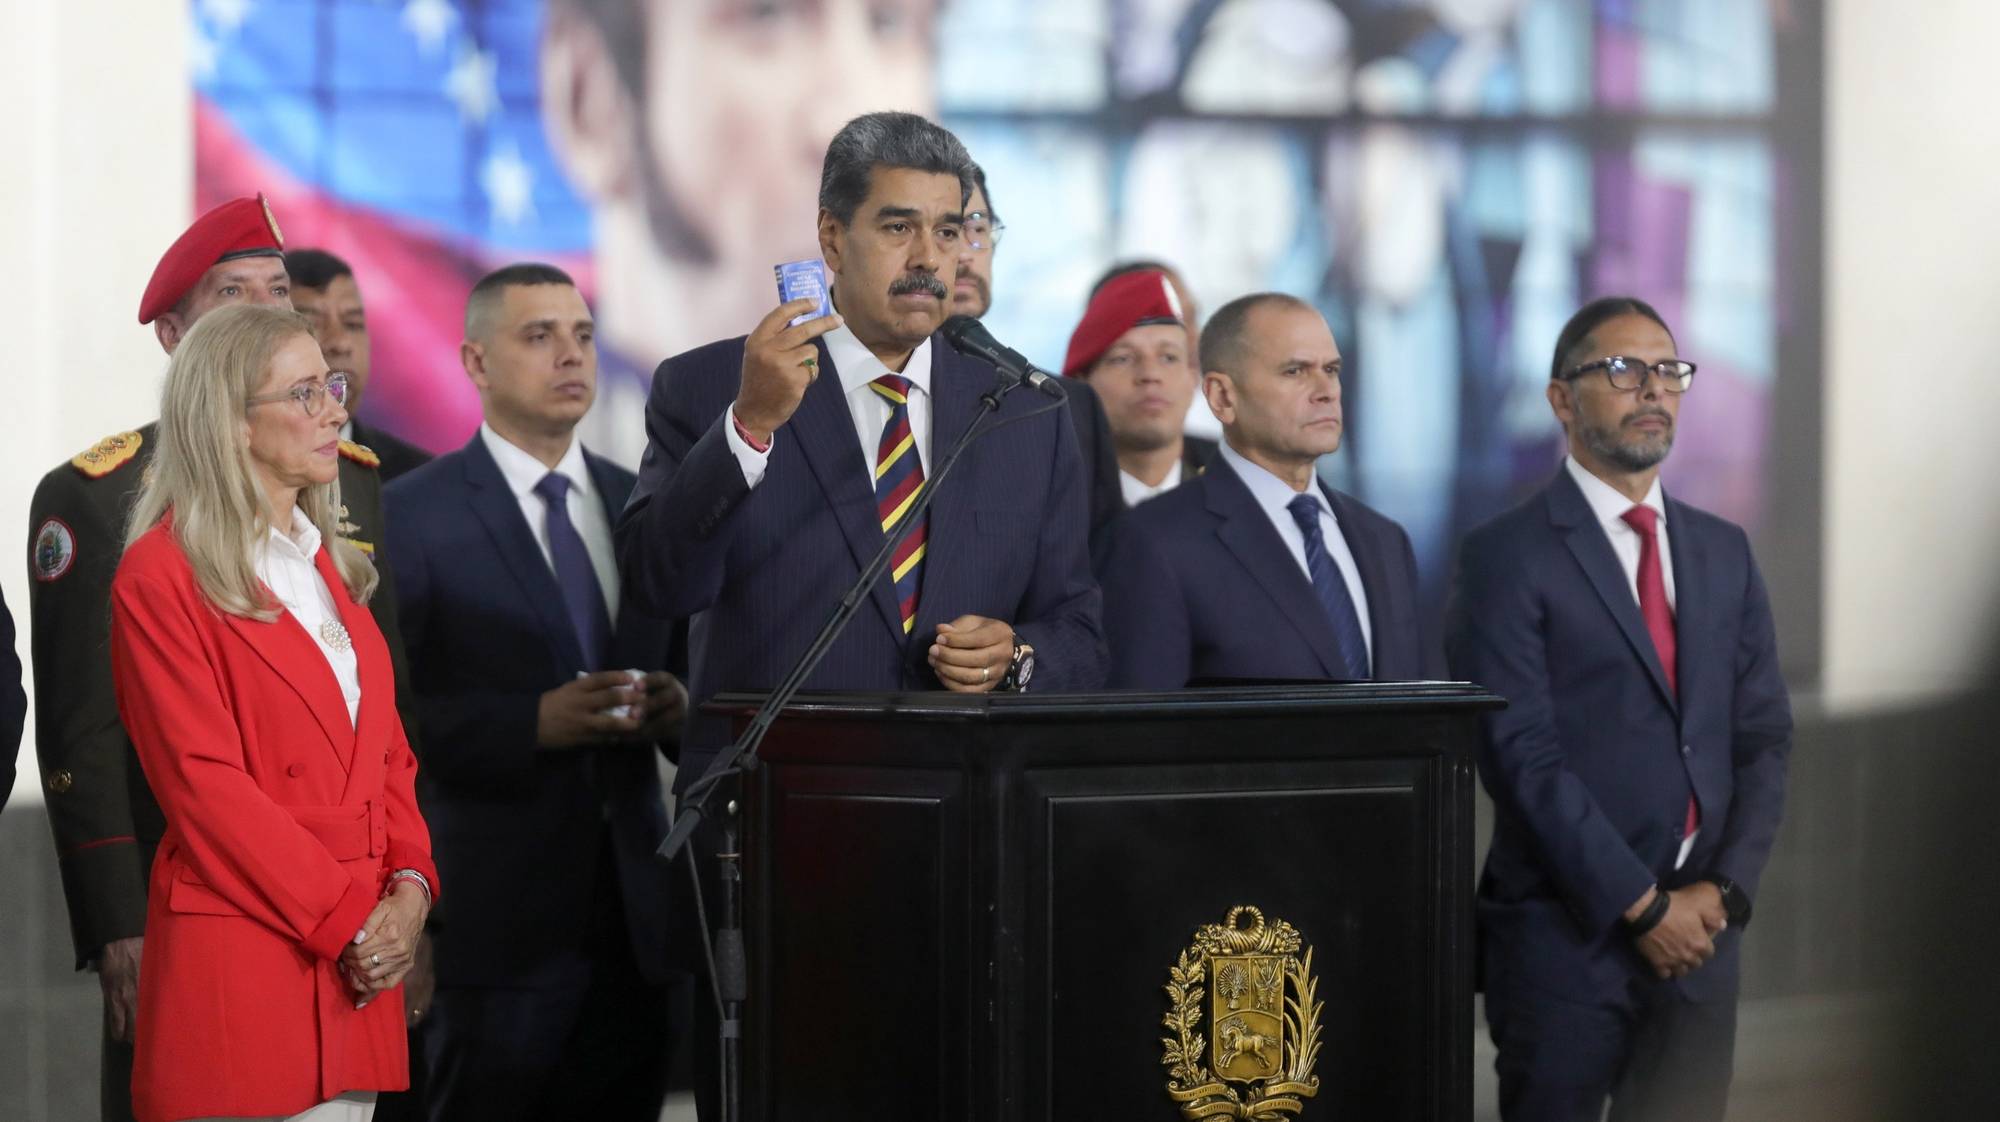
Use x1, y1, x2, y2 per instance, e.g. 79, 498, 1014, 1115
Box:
712, 683, 1500, 1121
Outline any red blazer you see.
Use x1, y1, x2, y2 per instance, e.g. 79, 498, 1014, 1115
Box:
109, 522, 438, 1122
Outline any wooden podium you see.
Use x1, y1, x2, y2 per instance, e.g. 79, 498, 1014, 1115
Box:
712, 683, 1500, 1121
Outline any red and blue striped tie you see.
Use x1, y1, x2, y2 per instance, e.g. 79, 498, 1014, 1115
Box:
871, 375, 927, 635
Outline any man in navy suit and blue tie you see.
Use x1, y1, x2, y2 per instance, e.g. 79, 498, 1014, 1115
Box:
1445, 297, 1793, 1121
385, 264, 687, 1122
616, 111, 1105, 786
1101, 292, 1431, 687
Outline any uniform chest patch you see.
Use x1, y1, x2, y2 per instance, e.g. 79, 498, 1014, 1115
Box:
33, 518, 76, 582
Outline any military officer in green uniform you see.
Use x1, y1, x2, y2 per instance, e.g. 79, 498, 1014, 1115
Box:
26, 193, 419, 1122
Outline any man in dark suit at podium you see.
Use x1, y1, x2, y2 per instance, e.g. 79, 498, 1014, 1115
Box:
617, 111, 1106, 790
1445, 296, 1793, 1122
386, 264, 686, 1122
1101, 292, 1430, 688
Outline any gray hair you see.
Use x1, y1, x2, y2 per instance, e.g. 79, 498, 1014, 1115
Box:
819, 112, 973, 226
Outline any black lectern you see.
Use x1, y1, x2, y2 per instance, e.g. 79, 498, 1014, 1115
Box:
712, 683, 1500, 1121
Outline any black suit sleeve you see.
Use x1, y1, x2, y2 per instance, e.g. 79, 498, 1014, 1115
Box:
1008, 401, 1109, 691
616, 350, 757, 621
0, 584, 26, 817
1100, 514, 1193, 689
27, 464, 152, 966
385, 486, 544, 796
1711, 530, 1793, 903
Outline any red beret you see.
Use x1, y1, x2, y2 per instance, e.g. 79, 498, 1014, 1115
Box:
137, 193, 286, 325
1063, 269, 1185, 376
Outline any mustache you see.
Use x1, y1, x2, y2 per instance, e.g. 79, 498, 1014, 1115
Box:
889, 273, 949, 300
1624, 406, 1673, 427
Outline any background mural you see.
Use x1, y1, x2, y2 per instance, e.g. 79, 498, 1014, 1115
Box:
193, 0, 1821, 611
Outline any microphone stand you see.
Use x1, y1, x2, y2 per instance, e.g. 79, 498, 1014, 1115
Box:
659, 370, 1033, 1122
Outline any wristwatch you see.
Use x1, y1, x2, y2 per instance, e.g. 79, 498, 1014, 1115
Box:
1704, 875, 1752, 928
1000, 638, 1036, 692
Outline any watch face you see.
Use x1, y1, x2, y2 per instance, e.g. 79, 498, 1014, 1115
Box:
1017, 650, 1035, 690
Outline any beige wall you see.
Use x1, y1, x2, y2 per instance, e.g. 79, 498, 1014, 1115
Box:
4, 2, 1997, 806
2, 0, 189, 809
1821, 0, 2000, 711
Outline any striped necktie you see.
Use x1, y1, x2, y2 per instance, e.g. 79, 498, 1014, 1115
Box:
870, 374, 927, 635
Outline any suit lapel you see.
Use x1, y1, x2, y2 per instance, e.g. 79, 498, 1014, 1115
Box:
787, 337, 908, 645
1324, 485, 1392, 677
1548, 471, 1678, 715
1208, 459, 1344, 678
222, 569, 356, 776
1664, 494, 1706, 718
461, 435, 587, 672
909, 343, 981, 644
324, 547, 388, 802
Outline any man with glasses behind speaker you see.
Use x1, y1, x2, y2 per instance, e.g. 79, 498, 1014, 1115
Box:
1445, 296, 1793, 1122
949, 162, 1125, 561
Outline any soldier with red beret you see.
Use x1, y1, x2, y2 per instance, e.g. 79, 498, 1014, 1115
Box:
1065, 267, 1216, 506
26, 194, 419, 1122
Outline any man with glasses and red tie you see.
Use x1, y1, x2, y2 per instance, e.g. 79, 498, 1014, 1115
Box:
1445, 297, 1794, 1122
25, 194, 415, 1122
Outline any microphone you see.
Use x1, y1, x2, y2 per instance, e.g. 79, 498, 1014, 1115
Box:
942, 315, 1067, 399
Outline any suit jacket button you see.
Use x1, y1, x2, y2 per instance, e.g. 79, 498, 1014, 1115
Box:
1681, 744, 1692, 756
46, 769, 73, 794
286, 763, 305, 778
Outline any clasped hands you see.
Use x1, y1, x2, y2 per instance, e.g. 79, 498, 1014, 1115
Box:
340, 879, 429, 1008
928, 615, 1014, 693
1625, 882, 1728, 980
538, 670, 689, 748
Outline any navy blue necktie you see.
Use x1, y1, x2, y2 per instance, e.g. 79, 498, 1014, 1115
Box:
534, 472, 611, 671
1286, 493, 1370, 680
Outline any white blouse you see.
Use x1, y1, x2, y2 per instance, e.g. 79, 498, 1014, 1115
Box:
254, 509, 360, 726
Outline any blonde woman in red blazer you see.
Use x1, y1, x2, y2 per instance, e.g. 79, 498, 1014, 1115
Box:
109, 304, 436, 1122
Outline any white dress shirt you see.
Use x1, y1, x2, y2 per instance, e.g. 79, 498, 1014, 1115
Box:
480, 424, 621, 618
1217, 440, 1373, 665
255, 509, 360, 726
1564, 455, 1675, 610
723, 321, 935, 488
1563, 455, 1695, 865
1120, 460, 1182, 507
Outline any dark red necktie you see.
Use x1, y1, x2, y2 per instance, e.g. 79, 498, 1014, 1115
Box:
1621, 505, 1698, 838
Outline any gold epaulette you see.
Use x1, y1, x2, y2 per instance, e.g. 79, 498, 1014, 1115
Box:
70, 431, 144, 479
338, 440, 380, 468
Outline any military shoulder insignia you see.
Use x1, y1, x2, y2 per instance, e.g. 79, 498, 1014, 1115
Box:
70, 430, 144, 478
1162, 906, 1323, 1120
338, 440, 380, 468
32, 518, 77, 582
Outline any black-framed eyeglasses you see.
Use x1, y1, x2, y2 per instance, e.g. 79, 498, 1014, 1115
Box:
963, 211, 1006, 253
1561, 356, 1696, 394
246, 372, 350, 417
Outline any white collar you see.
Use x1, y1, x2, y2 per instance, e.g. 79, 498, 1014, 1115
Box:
823, 319, 934, 399
1564, 454, 1665, 529
481, 422, 594, 502
261, 506, 323, 563
1218, 438, 1333, 523
339, 420, 355, 443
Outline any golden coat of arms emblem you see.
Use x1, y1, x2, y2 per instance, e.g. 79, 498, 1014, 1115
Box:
1161, 906, 1324, 1119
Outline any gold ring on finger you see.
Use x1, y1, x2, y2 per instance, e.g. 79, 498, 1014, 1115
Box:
981, 666, 989, 683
